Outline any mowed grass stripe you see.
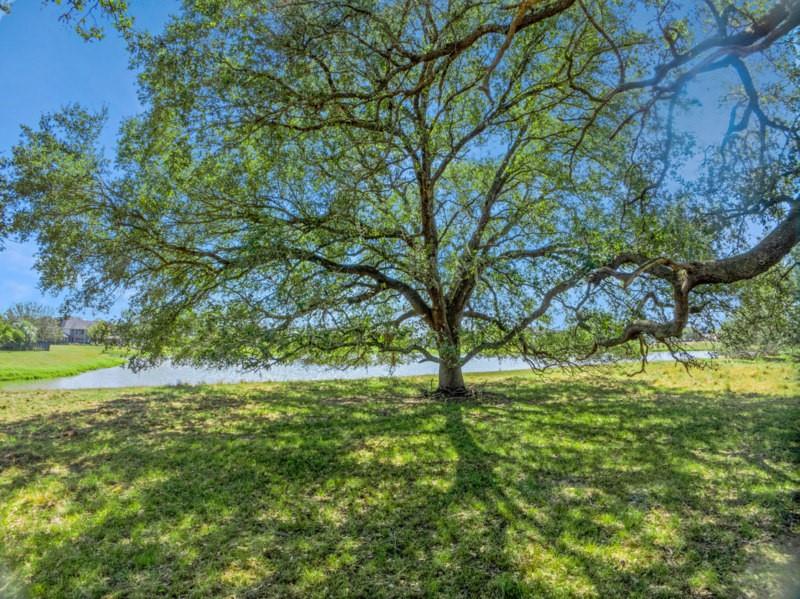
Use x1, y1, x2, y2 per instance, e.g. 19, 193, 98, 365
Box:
0, 345, 126, 383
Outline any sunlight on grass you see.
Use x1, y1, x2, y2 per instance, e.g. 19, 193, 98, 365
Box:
0, 345, 126, 383
0, 360, 797, 597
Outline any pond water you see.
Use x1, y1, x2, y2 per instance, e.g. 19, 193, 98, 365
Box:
6, 351, 715, 391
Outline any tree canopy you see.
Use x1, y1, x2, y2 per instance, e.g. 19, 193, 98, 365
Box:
719, 249, 800, 357
2, 0, 799, 393
0, 1, 132, 40
0, 316, 26, 346
4, 302, 64, 343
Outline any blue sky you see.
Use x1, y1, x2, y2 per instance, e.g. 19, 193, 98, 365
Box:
0, 1, 176, 315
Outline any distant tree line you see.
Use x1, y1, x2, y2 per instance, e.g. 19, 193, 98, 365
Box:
0, 302, 61, 348
86, 320, 120, 346
718, 250, 800, 358
0, 302, 119, 349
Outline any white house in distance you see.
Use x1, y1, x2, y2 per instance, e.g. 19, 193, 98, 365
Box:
61, 317, 96, 344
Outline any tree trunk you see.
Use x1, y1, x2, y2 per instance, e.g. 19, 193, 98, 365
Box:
437, 361, 466, 396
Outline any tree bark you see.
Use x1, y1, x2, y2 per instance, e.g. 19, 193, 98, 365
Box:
437, 361, 466, 395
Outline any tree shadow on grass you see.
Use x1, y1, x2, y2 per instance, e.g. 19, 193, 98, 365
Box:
0, 375, 798, 598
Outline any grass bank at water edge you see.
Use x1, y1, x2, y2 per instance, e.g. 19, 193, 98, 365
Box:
0, 345, 127, 383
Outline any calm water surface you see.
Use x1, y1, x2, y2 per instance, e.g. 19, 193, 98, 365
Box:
6, 351, 714, 391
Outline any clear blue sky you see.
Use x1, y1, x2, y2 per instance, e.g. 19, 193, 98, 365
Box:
0, 2, 743, 318
0, 1, 176, 315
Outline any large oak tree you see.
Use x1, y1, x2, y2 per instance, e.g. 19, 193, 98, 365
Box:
2, 0, 799, 393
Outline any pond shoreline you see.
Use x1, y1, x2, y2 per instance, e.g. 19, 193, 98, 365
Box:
0, 345, 127, 385
4, 351, 716, 391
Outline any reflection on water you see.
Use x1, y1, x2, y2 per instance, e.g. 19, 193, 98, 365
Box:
7, 351, 713, 391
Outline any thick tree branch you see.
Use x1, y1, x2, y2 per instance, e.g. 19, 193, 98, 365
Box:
592, 203, 800, 351
296, 251, 434, 325
461, 272, 585, 363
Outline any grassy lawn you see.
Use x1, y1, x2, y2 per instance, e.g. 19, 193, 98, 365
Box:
651, 340, 719, 352
0, 345, 126, 383
0, 361, 798, 598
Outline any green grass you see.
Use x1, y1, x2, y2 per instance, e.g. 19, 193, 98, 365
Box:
653, 340, 718, 352
0, 345, 126, 383
0, 360, 798, 598
611, 339, 719, 355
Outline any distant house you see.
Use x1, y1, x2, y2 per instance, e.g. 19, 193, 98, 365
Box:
62, 317, 96, 344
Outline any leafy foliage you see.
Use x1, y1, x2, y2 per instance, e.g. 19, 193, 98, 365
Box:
14, 319, 38, 344
87, 319, 116, 345
0, 1, 132, 40
0, 316, 25, 346
2, 1, 798, 390
4, 302, 63, 343
719, 255, 800, 357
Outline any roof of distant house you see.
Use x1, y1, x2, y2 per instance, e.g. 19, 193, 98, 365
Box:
62, 317, 96, 330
